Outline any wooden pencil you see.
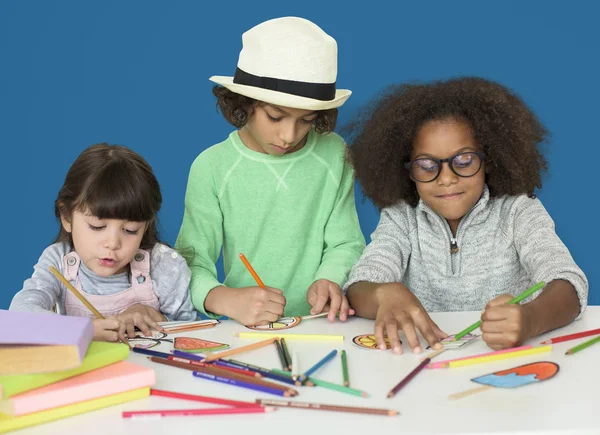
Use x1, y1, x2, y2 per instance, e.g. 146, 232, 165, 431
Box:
49, 265, 131, 349
387, 358, 429, 398
270, 368, 369, 397
274, 339, 289, 371
203, 337, 278, 362
148, 357, 298, 395
123, 407, 274, 418
340, 350, 349, 387
280, 337, 292, 370
541, 328, 600, 345
150, 389, 259, 408
565, 335, 600, 355
239, 253, 266, 287
256, 399, 398, 416
236, 332, 344, 341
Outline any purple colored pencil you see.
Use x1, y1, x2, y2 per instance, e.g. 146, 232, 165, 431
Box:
192, 371, 290, 396
387, 358, 430, 398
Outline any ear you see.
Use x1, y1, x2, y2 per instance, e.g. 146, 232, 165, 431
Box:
60, 213, 73, 233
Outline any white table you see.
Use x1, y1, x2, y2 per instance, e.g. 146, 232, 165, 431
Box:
15, 307, 600, 435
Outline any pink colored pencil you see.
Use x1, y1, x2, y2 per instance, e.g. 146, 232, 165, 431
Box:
150, 389, 259, 408
122, 407, 274, 418
426, 345, 533, 369
540, 328, 600, 345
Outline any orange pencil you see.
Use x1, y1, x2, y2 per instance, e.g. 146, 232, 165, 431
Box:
239, 253, 266, 288
49, 266, 132, 349
204, 337, 278, 362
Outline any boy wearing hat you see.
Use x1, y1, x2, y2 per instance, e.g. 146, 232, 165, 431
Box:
176, 17, 365, 326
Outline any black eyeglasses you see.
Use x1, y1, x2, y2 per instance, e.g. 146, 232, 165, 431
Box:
404, 151, 486, 183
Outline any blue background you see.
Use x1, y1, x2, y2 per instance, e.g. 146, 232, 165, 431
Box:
1, 1, 597, 308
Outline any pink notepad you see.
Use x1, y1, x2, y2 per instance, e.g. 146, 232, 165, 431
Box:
0, 361, 155, 416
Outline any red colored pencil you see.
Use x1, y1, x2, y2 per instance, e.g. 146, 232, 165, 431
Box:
540, 328, 600, 345
387, 358, 430, 398
168, 356, 262, 378
150, 389, 259, 408
122, 407, 275, 418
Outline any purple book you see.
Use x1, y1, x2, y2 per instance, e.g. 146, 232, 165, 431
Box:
0, 310, 94, 375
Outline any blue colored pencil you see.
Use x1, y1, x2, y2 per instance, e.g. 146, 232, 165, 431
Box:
300, 350, 338, 382
224, 359, 299, 386
132, 347, 172, 359
192, 371, 291, 397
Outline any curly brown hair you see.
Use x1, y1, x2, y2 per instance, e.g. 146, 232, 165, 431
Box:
213, 86, 338, 134
344, 77, 549, 209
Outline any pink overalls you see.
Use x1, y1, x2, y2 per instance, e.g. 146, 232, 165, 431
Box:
62, 250, 160, 317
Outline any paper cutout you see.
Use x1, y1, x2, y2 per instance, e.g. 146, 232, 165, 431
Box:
472, 361, 559, 388
129, 331, 173, 349
246, 316, 302, 331
427, 334, 480, 350
352, 334, 398, 350
174, 337, 230, 353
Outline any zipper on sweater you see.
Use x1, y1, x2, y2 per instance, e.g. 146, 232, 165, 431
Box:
450, 237, 459, 254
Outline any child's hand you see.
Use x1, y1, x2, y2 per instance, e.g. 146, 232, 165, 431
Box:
116, 304, 167, 338
92, 317, 122, 342
307, 279, 354, 321
481, 294, 534, 350
226, 286, 287, 326
374, 283, 447, 354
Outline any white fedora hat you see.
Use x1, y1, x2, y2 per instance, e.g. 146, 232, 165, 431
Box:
210, 17, 351, 111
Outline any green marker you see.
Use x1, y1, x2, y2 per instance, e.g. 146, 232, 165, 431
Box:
341, 349, 350, 387
453, 281, 545, 341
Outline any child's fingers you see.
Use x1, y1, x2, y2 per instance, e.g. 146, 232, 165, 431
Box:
102, 330, 119, 342
337, 296, 350, 321
310, 290, 329, 315
399, 319, 422, 353
327, 290, 342, 322
485, 294, 513, 309
146, 308, 167, 323
429, 320, 448, 339
136, 315, 155, 337
264, 300, 285, 317
385, 322, 403, 354
373, 319, 389, 351
124, 319, 137, 338
481, 305, 513, 322
414, 316, 442, 350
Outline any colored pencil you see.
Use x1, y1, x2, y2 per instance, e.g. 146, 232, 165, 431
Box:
541, 328, 600, 345
132, 347, 172, 359
300, 312, 329, 320
436, 345, 552, 368
172, 350, 259, 375
148, 356, 297, 395
291, 351, 299, 381
150, 389, 259, 408
168, 356, 260, 378
224, 359, 299, 386
204, 337, 278, 362
387, 358, 429, 398
236, 332, 344, 341
454, 281, 545, 340
271, 368, 369, 398
426, 345, 533, 369
565, 335, 600, 355
340, 350, 349, 387
123, 407, 274, 418
299, 350, 337, 382
274, 339, 288, 371
192, 371, 291, 397
49, 265, 132, 349
239, 252, 266, 288
158, 320, 218, 327
256, 399, 398, 416
162, 324, 217, 333
448, 385, 494, 401
280, 338, 292, 370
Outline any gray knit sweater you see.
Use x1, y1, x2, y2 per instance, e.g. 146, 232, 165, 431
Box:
344, 185, 588, 314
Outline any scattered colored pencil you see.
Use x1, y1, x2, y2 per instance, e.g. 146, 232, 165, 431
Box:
426, 345, 533, 369
150, 389, 259, 408
204, 337, 278, 362
435, 345, 552, 368
387, 358, 429, 398
340, 350, 349, 387
541, 328, 600, 345
274, 339, 288, 371
49, 266, 131, 349
291, 351, 299, 381
123, 407, 274, 418
299, 350, 337, 382
280, 338, 292, 370
168, 356, 260, 378
239, 252, 266, 287
565, 335, 600, 355
162, 323, 216, 334
271, 368, 369, 398
192, 371, 291, 397
222, 359, 299, 386
454, 281, 545, 340
256, 399, 398, 416
236, 332, 344, 341
132, 346, 172, 359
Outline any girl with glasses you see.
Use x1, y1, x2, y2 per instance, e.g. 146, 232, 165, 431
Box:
343, 77, 588, 353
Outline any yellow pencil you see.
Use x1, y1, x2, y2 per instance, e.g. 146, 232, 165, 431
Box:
49, 266, 132, 349
235, 332, 344, 341
442, 345, 552, 368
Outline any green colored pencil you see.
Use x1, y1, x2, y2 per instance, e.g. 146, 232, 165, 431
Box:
270, 368, 369, 397
454, 281, 545, 341
341, 350, 349, 387
565, 335, 600, 355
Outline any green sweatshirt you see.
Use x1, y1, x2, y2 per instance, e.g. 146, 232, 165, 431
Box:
176, 129, 365, 317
